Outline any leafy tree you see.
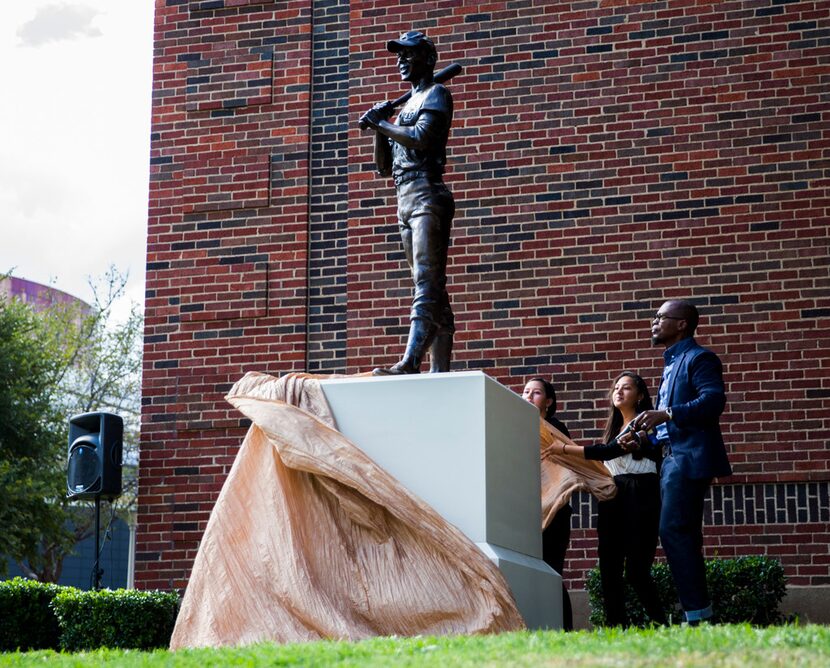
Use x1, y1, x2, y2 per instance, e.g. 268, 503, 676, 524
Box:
55, 267, 143, 514
0, 295, 71, 578
1, 267, 143, 583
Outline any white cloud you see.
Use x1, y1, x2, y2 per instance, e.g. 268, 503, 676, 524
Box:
0, 155, 74, 217
17, 3, 103, 47
0, 1, 153, 314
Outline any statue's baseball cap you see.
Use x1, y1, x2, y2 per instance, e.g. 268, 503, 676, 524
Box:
387, 31, 435, 54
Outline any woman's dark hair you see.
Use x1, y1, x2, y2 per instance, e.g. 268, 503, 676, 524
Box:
527, 376, 557, 422
601, 371, 654, 444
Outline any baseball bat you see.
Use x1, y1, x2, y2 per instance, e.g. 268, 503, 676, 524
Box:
359, 62, 463, 130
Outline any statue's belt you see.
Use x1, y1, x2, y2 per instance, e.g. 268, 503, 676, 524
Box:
394, 170, 443, 187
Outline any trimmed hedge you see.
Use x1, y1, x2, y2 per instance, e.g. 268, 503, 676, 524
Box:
52, 587, 179, 651
0, 578, 179, 651
587, 556, 787, 627
0, 577, 64, 651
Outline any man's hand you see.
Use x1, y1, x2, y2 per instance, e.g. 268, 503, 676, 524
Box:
359, 101, 394, 130
633, 410, 671, 433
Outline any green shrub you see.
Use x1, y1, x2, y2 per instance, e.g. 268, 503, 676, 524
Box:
705, 556, 787, 626
0, 577, 65, 651
51, 587, 179, 651
587, 556, 787, 627
586, 560, 682, 627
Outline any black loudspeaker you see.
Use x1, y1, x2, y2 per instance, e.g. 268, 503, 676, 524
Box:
67, 412, 123, 500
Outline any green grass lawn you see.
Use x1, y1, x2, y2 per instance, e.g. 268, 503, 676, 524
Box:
2, 624, 829, 667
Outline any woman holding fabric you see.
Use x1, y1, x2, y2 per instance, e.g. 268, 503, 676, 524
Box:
522, 377, 575, 630
560, 372, 667, 627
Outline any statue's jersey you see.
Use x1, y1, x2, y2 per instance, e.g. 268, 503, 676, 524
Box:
390, 83, 453, 183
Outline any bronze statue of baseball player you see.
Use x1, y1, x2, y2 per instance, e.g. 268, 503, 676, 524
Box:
360, 31, 457, 375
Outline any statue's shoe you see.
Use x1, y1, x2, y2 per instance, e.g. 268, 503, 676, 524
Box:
372, 360, 420, 376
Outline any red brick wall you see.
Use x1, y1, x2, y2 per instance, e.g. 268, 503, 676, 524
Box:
142, 0, 313, 588
140, 0, 829, 592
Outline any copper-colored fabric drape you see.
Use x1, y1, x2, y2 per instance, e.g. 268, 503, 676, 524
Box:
169, 372, 616, 649
170, 372, 524, 649
537, 420, 617, 529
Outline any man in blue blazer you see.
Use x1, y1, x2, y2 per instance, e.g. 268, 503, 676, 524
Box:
628, 299, 731, 624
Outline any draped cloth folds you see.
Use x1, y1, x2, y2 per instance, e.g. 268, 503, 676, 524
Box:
169, 372, 525, 649
538, 420, 617, 529
169, 372, 616, 649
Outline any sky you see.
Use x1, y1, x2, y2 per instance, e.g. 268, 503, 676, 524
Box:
0, 2, 154, 319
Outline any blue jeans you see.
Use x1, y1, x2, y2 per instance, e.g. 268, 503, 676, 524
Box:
659, 454, 713, 622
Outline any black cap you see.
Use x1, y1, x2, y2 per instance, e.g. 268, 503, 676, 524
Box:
387, 31, 435, 54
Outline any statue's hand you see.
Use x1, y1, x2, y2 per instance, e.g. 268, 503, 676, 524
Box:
374, 101, 394, 119
359, 101, 393, 130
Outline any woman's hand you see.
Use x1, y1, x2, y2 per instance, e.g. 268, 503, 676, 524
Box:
541, 444, 558, 460
619, 430, 648, 453
617, 430, 636, 451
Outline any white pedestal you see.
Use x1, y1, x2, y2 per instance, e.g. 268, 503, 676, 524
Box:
319, 370, 562, 630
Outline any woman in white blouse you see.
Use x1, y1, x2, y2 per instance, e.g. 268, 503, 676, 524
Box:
561, 372, 666, 627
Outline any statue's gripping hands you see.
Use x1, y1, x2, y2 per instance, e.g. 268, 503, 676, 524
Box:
359, 32, 456, 375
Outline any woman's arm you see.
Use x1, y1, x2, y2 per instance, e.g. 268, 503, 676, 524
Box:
559, 431, 660, 463
556, 441, 625, 460
582, 440, 628, 461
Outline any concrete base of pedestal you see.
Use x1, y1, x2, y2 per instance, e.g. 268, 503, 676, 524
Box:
319, 370, 562, 629
476, 543, 562, 630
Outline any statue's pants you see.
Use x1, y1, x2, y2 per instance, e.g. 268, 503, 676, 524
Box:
396, 177, 455, 334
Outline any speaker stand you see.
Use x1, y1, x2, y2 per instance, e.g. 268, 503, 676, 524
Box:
92, 495, 104, 590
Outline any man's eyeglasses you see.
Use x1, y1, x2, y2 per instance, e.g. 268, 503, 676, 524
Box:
653, 313, 683, 322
